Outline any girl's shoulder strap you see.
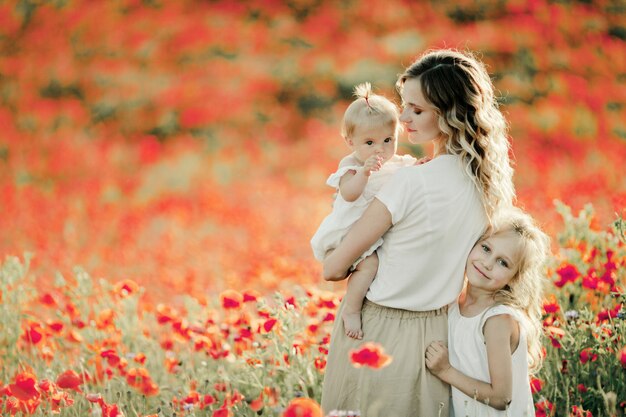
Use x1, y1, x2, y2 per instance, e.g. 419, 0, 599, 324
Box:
478, 304, 522, 343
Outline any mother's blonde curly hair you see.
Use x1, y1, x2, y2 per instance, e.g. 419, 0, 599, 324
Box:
396, 49, 515, 218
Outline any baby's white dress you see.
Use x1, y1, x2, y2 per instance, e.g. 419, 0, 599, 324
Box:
448, 303, 535, 417
310, 153, 416, 262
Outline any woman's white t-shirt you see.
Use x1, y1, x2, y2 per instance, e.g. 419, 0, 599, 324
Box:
369, 155, 487, 311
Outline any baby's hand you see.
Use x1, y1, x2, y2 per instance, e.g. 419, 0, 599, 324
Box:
425, 341, 451, 377
363, 155, 383, 176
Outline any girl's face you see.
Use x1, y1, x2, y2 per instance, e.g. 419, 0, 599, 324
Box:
346, 124, 397, 165
465, 231, 522, 292
399, 78, 442, 145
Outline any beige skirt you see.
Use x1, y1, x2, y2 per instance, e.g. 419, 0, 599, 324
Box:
321, 298, 450, 417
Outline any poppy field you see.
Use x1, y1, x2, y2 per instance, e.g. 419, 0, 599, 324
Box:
1, 0, 625, 416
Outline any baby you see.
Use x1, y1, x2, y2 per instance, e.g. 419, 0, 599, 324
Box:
311, 82, 417, 339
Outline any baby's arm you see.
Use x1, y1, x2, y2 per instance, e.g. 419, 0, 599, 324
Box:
425, 315, 518, 411
338, 155, 383, 202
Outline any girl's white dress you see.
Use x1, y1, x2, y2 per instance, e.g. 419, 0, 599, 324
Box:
448, 303, 535, 417
310, 153, 416, 263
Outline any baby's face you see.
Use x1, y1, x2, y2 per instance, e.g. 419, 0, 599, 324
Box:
347, 124, 397, 165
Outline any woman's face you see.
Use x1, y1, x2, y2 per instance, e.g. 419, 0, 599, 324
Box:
399, 78, 442, 145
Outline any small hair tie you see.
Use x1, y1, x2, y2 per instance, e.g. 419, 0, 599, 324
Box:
364, 96, 371, 109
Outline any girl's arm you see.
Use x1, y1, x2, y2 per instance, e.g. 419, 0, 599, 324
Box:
323, 198, 392, 281
425, 314, 519, 411
338, 155, 383, 202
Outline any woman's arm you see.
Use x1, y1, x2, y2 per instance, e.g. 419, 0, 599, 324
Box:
425, 315, 519, 410
323, 198, 392, 281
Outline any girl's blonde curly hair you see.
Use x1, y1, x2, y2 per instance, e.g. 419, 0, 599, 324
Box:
396, 49, 515, 219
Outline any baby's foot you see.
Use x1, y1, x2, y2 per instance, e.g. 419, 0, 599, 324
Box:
343, 311, 363, 340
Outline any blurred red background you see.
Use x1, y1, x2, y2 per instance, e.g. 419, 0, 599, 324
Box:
1, 0, 624, 301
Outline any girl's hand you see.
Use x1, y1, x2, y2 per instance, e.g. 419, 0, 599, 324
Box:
425, 341, 451, 377
362, 155, 383, 176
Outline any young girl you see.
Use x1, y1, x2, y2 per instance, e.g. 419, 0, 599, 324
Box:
425, 207, 549, 416
311, 82, 417, 339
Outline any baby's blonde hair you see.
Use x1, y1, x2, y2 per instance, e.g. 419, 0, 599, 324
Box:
483, 207, 550, 374
342, 82, 400, 140
396, 49, 515, 220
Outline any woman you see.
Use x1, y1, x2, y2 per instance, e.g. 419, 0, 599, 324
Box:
321, 49, 515, 417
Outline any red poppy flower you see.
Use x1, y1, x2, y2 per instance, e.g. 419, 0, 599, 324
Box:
314, 357, 326, 371
543, 297, 560, 314
581, 273, 598, 290
579, 348, 597, 364
243, 289, 260, 302
141, 379, 159, 396
46, 320, 64, 333
39, 292, 57, 306
101, 349, 121, 367
530, 377, 543, 394
201, 394, 216, 408
571, 405, 592, 417
38, 379, 52, 393
56, 370, 83, 392
545, 326, 565, 349
349, 342, 393, 369
220, 290, 243, 309
101, 402, 123, 417
284, 296, 297, 308
9, 372, 40, 401
597, 303, 622, 322
212, 407, 232, 417
282, 397, 322, 417
307, 323, 319, 335
126, 367, 150, 387
249, 392, 264, 412
555, 264, 579, 287
156, 304, 178, 324
22, 321, 44, 345
50, 390, 74, 412
262, 318, 277, 332
113, 279, 140, 298
535, 399, 555, 417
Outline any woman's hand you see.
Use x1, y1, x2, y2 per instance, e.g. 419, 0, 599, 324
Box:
425, 341, 452, 378
415, 156, 432, 165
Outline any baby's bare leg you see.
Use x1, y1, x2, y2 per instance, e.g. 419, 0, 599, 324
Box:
342, 252, 379, 339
